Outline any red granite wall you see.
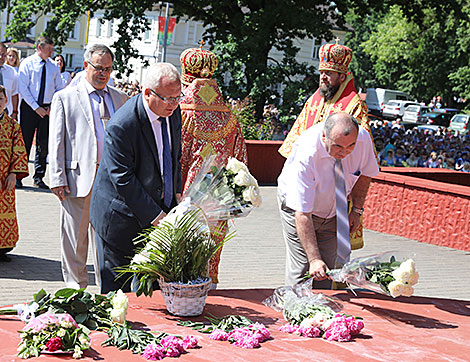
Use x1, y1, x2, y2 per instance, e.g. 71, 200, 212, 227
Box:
364, 172, 470, 251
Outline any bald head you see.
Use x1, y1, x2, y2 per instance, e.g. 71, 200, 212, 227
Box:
323, 112, 359, 159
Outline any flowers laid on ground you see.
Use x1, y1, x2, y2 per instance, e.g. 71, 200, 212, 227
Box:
178, 314, 270, 348
263, 279, 365, 342
328, 252, 419, 298
17, 312, 91, 359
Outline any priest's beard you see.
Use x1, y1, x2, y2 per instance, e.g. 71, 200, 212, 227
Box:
320, 83, 340, 100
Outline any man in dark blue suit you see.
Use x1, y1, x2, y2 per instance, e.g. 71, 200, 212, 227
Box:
90, 63, 183, 293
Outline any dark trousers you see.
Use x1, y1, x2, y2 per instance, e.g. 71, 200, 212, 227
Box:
20, 100, 49, 182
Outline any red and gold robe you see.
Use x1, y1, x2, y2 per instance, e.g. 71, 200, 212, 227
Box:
0, 113, 29, 250
279, 73, 372, 250
180, 78, 247, 283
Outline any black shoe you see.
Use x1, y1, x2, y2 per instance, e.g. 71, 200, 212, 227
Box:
33, 180, 49, 189
15, 180, 23, 189
0, 254, 11, 262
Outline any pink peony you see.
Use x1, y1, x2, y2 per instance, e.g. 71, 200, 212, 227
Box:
347, 318, 364, 335
231, 333, 260, 349
142, 344, 165, 361
164, 345, 181, 357
249, 323, 270, 342
279, 323, 299, 334
160, 335, 184, 354
45, 337, 63, 352
298, 326, 321, 338
209, 329, 229, 341
181, 335, 198, 349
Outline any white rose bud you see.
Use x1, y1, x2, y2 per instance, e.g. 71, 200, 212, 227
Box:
388, 280, 405, 298
392, 267, 411, 283
234, 169, 252, 186
408, 272, 419, 286
110, 308, 126, 324
111, 290, 129, 311
401, 285, 414, 297
243, 186, 262, 207
226, 157, 245, 173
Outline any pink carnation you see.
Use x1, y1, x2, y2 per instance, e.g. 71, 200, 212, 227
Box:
279, 323, 299, 334
298, 326, 321, 338
231, 333, 260, 349
142, 343, 165, 360
181, 335, 198, 349
160, 335, 184, 354
209, 329, 229, 341
347, 318, 364, 335
249, 323, 270, 343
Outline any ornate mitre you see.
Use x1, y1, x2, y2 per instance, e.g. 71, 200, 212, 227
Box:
180, 45, 219, 85
318, 42, 353, 74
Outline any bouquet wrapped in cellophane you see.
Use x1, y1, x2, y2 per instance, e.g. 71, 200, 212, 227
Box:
262, 279, 365, 342
328, 252, 419, 298
181, 151, 262, 223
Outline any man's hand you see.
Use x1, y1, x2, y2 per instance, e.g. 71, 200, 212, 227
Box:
35, 106, 49, 118
51, 186, 70, 201
4, 173, 16, 191
349, 210, 361, 233
308, 259, 329, 281
151, 212, 167, 227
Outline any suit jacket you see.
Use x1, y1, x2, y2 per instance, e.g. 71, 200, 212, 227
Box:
49, 79, 129, 197
90, 94, 182, 256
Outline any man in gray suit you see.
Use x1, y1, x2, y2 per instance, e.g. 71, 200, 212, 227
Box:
49, 44, 128, 289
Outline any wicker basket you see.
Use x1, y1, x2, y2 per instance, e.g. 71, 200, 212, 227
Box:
159, 277, 212, 316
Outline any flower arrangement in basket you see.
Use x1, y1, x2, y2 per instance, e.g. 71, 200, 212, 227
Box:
119, 152, 261, 317
327, 252, 419, 297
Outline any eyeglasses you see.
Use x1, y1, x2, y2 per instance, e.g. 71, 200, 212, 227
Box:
150, 89, 184, 104
88, 62, 113, 73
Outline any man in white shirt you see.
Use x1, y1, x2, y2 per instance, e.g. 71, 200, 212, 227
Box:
277, 112, 379, 288
0, 43, 19, 118
49, 44, 128, 289
18, 36, 63, 189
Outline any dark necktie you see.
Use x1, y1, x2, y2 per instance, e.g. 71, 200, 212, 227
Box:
38, 60, 46, 106
161, 117, 173, 208
334, 159, 350, 265
96, 89, 111, 128
0, 66, 3, 86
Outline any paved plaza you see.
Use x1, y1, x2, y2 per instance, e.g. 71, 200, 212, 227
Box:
1, 163, 469, 306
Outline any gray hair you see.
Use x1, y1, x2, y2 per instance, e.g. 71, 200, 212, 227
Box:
142, 63, 180, 90
84, 44, 114, 63
324, 112, 359, 138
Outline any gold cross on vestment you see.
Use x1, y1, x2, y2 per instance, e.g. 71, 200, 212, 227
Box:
335, 37, 340, 44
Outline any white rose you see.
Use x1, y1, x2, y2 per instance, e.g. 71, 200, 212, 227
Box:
312, 312, 330, 327
110, 308, 126, 324
234, 169, 252, 186
299, 317, 318, 328
400, 259, 416, 275
226, 157, 246, 173
392, 267, 411, 283
243, 186, 262, 207
408, 272, 419, 286
111, 290, 129, 311
388, 281, 405, 298
401, 285, 414, 297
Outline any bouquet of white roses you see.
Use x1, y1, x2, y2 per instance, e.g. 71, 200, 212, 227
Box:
181, 153, 262, 222
263, 279, 365, 342
328, 252, 419, 298
17, 312, 91, 359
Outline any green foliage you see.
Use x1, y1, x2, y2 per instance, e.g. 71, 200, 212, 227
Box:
229, 97, 272, 140
119, 208, 234, 296
178, 314, 253, 333
102, 322, 169, 353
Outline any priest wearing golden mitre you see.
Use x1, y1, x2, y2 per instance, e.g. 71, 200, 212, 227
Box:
279, 41, 376, 257
179, 45, 247, 288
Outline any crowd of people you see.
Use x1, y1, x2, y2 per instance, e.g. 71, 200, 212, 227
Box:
371, 120, 470, 172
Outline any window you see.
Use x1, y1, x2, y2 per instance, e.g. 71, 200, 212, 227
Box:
312, 38, 324, 60
65, 54, 74, 68
143, 18, 152, 42
107, 20, 114, 38
68, 21, 81, 41
95, 18, 103, 37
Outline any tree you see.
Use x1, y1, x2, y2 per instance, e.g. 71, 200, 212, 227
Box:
6, 0, 352, 119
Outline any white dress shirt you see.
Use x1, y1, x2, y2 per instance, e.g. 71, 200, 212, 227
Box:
142, 95, 172, 179
278, 123, 379, 218
83, 79, 115, 163
18, 53, 63, 109
0, 63, 18, 114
